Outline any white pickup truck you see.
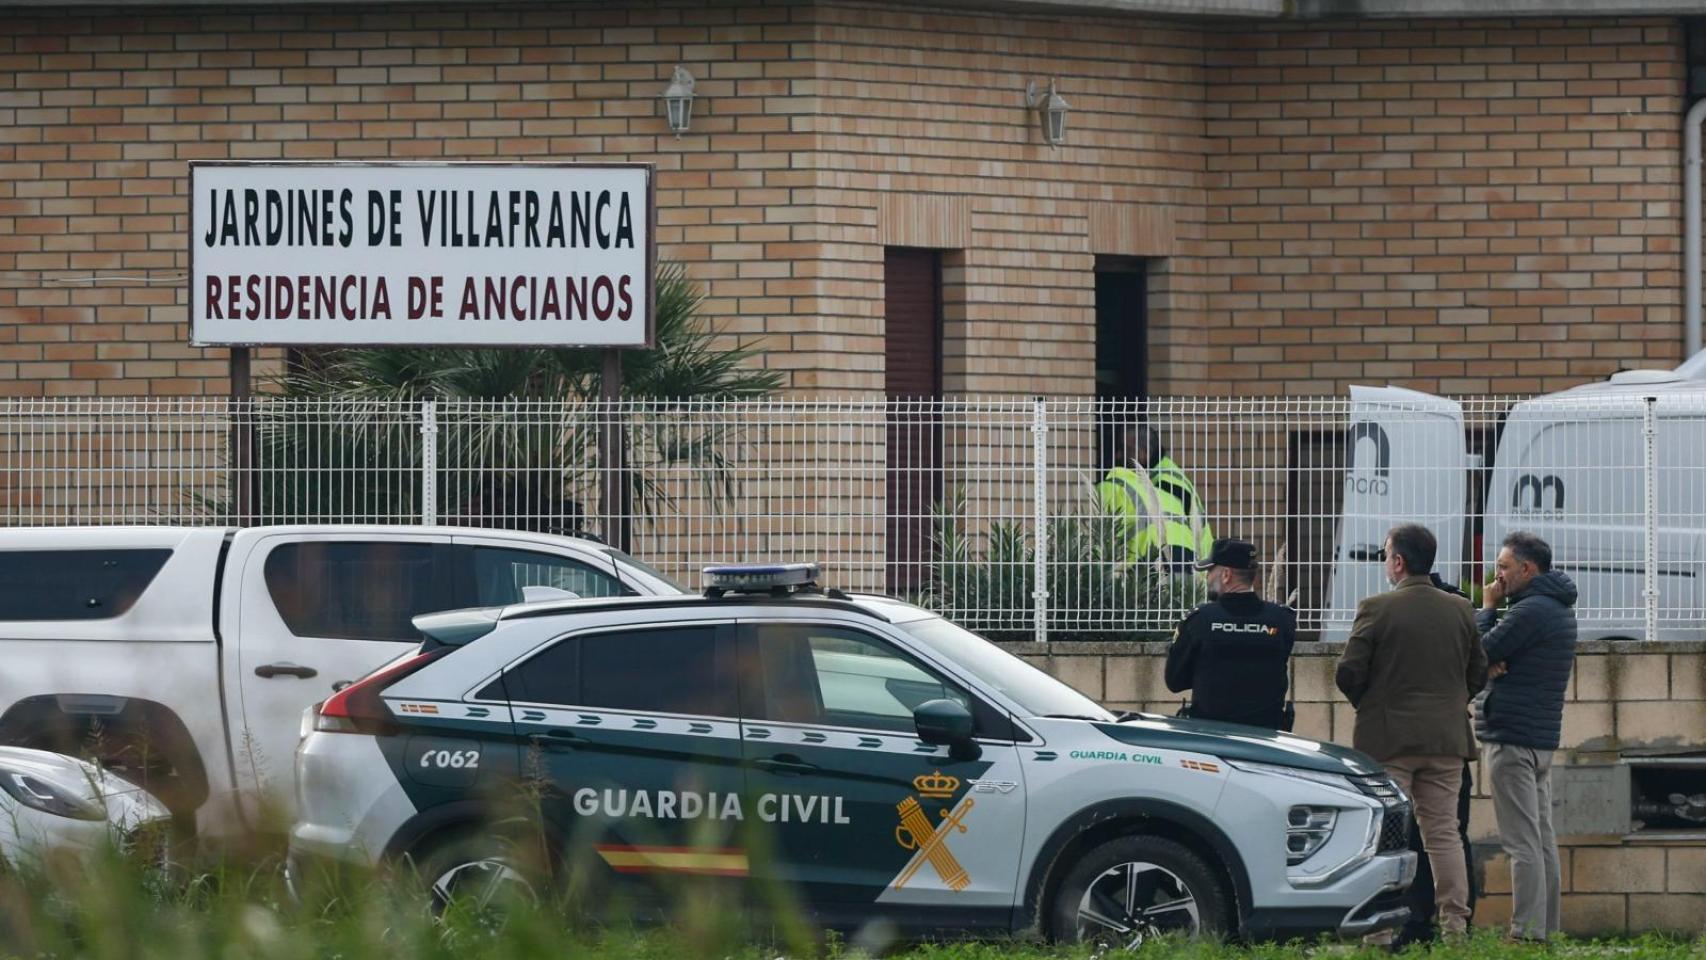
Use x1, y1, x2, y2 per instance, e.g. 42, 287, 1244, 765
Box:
0, 525, 682, 835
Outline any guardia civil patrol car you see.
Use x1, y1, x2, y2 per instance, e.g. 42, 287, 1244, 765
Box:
289, 564, 1415, 946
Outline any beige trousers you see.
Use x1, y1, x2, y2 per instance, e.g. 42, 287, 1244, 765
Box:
1385, 755, 1473, 937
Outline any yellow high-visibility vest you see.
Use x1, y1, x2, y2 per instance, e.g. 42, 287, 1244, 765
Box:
1096, 457, 1215, 564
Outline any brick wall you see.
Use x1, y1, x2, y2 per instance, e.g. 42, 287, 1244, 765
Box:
1005, 638, 1706, 935
1170, 18, 1689, 397
4, 4, 1687, 401
0, 2, 821, 395
0, 0, 1206, 399
802, 3, 1205, 395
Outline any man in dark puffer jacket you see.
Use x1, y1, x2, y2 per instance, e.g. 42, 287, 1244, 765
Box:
1477, 531, 1577, 943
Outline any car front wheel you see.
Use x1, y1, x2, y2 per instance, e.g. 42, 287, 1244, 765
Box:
1049, 834, 1230, 949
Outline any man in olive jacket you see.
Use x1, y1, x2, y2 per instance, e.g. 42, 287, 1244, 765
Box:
1336, 523, 1488, 940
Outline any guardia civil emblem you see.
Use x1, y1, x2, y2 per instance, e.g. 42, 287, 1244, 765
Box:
892, 771, 974, 892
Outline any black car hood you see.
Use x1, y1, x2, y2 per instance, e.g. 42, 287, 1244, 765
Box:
1094, 714, 1384, 776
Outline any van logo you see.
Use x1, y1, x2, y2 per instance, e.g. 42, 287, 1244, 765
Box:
1344, 421, 1391, 497
1512, 474, 1565, 515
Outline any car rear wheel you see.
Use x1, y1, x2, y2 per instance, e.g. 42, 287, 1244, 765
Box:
410, 828, 541, 924
1049, 834, 1230, 949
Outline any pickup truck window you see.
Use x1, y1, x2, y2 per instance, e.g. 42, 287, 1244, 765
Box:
504, 626, 732, 718
0, 548, 171, 621
471, 547, 626, 605
264, 541, 446, 642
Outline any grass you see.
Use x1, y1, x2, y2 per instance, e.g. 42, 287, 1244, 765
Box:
0, 838, 1700, 960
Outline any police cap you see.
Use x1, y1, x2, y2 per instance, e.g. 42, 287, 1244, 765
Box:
1193, 537, 1258, 571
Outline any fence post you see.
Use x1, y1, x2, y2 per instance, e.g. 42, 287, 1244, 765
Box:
1642, 395, 1658, 641
420, 399, 438, 525
1032, 397, 1049, 645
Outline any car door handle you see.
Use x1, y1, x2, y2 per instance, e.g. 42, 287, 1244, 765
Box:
254, 662, 318, 680
531, 730, 588, 751
754, 754, 818, 776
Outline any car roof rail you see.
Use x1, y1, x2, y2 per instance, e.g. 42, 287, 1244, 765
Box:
497, 592, 892, 625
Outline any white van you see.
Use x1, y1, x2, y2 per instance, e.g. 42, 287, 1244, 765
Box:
1481, 369, 1706, 642
1322, 386, 1469, 643
1325, 365, 1706, 643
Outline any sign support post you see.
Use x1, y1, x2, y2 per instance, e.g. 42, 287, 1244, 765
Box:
600, 348, 630, 551
228, 346, 255, 524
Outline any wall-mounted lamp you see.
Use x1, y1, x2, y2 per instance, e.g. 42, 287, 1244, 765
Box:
661, 65, 696, 137
1025, 78, 1070, 147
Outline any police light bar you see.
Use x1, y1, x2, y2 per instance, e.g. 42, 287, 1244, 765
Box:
702, 562, 820, 596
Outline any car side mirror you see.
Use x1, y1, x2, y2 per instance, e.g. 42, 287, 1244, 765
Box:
914, 698, 974, 748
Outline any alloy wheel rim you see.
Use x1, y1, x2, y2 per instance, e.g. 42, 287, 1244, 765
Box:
431, 857, 535, 917
1075, 859, 1201, 950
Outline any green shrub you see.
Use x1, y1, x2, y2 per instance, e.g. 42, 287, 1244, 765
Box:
200, 260, 781, 534
0, 840, 1698, 960
914, 486, 1204, 642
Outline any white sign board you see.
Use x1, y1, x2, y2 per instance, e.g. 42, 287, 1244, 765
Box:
190, 162, 653, 348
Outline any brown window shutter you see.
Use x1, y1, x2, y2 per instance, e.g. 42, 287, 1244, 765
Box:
884, 249, 942, 595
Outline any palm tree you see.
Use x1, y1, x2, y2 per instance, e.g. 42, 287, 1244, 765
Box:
277, 261, 780, 403
236, 262, 782, 539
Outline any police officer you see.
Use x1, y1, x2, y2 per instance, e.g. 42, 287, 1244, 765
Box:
1164, 538, 1296, 730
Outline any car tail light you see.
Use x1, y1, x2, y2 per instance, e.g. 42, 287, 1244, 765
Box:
315, 648, 447, 735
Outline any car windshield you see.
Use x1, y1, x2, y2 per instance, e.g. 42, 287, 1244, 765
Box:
899, 616, 1114, 721
599, 546, 686, 594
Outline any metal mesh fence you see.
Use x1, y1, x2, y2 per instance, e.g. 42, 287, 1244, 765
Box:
2, 393, 1701, 641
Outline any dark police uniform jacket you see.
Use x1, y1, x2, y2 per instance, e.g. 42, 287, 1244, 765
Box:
1165, 591, 1296, 729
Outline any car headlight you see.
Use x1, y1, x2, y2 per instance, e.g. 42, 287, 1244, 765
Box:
1225, 758, 1360, 796
0, 770, 106, 822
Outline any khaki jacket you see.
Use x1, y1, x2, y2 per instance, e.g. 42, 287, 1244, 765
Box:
1335, 575, 1488, 761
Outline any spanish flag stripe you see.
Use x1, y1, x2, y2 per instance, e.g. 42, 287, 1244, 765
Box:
607, 864, 750, 877
595, 844, 744, 855
594, 845, 749, 876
